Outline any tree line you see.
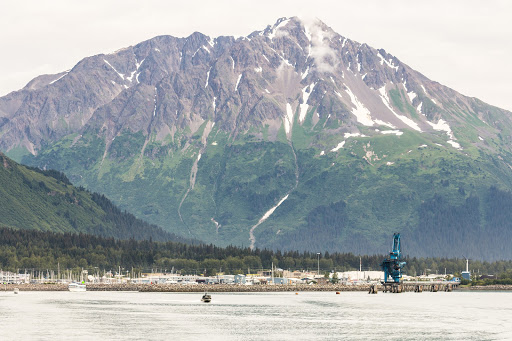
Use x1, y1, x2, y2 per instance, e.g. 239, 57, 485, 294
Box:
1, 227, 512, 278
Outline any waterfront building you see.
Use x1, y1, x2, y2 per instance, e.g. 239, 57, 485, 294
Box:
234, 274, 246, 284
0, 271, 30, 284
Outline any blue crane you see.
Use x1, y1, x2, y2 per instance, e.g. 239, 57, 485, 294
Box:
381, 233, 406, 283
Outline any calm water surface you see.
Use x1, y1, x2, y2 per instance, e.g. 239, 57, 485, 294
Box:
0, 290, 511, 340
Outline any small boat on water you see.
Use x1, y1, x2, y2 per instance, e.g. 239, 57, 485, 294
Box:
201, 293, 212, 303
68, 282, 86, 292
13, 288, 19, 294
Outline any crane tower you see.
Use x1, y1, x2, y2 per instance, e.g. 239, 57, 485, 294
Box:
381, 233, 406, 287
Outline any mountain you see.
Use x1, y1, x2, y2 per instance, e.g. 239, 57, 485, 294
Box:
0, 152, 194, 243
1, 17, 512, 260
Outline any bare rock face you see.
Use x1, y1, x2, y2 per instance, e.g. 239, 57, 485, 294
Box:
2, 16, 510, 155
2, 17, 512, 259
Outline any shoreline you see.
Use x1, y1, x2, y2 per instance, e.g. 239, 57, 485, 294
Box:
459, 285, 512, 291
2, 283, 371, 292
3, 283, 511, 292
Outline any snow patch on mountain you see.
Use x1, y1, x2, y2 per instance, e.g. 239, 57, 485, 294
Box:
49, 72, 68, 85
420, 85, 427, 94
299, 84, 315, 123
427, 119, 461, 149
104, 59, 124, 80
279, 58, 294, 69
407, 91, 417, 103
447, 140, 461, 149
126, 70, 136, 83
378, 86, 422, 132
381, 130, 403, 136
331, 141, 345, 152
302, 66, 309, 79
152, 88, 157, 116
205, 68, 211, 88
377, 52, 398, 71
235, 74, 242, 91
284, 103, 294, 134
374, 119, 396, 129
345, 87, 374, 126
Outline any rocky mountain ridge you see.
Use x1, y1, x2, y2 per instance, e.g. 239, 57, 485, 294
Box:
1, 17, 512, 259
2, 17, 509, 156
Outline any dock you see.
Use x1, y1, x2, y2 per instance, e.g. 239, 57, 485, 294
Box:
369, 281, 460, 294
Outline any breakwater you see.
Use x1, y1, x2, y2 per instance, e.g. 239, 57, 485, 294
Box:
464, 285, 512, 291
7, 283, 507, 292
2, 283, 373, 292
137, 284, 372, 292
2, 283, 68, 291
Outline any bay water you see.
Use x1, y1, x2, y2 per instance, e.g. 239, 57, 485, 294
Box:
1, 290, 511, 340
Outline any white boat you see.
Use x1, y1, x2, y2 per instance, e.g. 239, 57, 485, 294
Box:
13, 288, 19, 294
68, 282, 86, 292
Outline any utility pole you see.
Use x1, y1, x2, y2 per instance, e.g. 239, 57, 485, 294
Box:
317, 253, 320, 277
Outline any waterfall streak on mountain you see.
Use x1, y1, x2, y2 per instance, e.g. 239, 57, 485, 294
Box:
177, 121, 215, 233
249, 142, 299, 249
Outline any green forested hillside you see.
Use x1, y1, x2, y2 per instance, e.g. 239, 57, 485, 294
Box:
23, 128, 512, 260
0, 153, 191, 243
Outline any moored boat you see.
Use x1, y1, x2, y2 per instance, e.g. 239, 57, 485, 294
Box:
13, 288, 19, 294
68, 282, 86, 292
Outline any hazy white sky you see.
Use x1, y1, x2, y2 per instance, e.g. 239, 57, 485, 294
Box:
1, 0, 510, 111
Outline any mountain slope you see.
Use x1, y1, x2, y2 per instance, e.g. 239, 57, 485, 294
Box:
0, 152, 193, 243
1, 17, 512, 259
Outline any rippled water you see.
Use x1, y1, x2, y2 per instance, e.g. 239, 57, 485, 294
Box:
0, 290, 511, 340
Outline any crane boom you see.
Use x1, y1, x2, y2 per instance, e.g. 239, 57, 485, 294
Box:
381, 233, 406, 283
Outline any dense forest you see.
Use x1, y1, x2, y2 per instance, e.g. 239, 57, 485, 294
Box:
0, 152, 195, 243
1, 227, 511, 279
406, 186, 512, 260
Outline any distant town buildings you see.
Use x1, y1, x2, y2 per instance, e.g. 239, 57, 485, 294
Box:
1, 268, 467, 286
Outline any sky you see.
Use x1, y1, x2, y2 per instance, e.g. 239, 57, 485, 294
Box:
1, 0, 511, 111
